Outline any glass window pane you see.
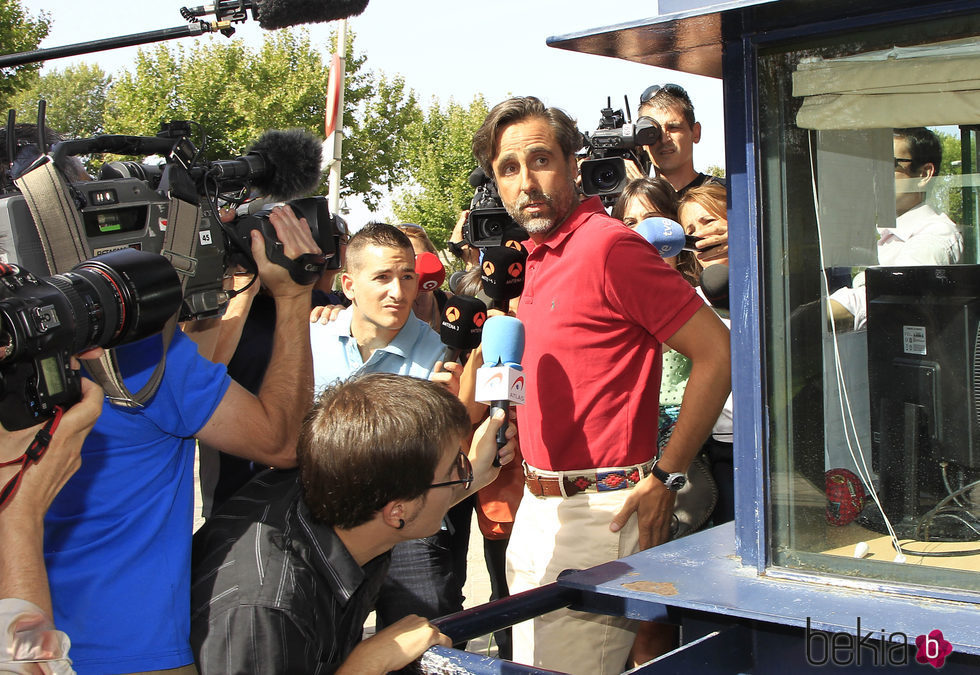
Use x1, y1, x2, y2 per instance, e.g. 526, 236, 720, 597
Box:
760, 16, 980, 592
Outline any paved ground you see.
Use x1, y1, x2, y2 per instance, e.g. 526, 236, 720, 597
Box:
193, 450, 500, 658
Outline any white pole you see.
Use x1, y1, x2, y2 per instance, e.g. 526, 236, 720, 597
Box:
328, 19, 347, 217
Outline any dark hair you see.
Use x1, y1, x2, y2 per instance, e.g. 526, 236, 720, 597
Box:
346, 222, 414, 273
472, 96, 583, 178
611, 177, 679, 222
638, 87, 696, 129
894, 127, 942, 175
297, 373, 471, 529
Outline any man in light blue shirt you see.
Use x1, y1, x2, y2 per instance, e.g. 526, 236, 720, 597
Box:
312, 222, 451, 390
308, 222, 465, 635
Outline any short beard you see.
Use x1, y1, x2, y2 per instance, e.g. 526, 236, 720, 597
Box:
506, 190, 565, 235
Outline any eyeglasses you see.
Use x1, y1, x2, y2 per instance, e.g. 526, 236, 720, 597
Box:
430, 450, 473, 490
640, 83, 690, 105
894, 157, 914, 170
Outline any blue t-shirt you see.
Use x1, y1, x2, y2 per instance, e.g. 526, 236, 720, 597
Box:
311, 306, 446, 392
43, 330, 231, 674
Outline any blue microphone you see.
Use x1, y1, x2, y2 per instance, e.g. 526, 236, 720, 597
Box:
475, 316, 525, 463
634, 217, 702, 259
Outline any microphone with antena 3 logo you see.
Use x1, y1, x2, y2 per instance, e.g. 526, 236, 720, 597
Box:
439, 294, 487, 364
480, 244, 527, 312
475, 315, 525, 465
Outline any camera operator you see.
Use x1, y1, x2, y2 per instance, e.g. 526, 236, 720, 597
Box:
1, 373, 102, 674
636, 84, 724, 196
42, 207, 321, 675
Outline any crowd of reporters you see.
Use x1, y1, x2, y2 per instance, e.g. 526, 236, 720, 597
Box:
0, 82, 733, 675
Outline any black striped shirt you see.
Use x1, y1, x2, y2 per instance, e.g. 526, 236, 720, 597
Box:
190, 469, 389, 674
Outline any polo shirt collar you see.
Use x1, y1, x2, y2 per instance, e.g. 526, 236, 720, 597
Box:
532, 197, 606, 253
340, 307, 421, 363
381, 313, 423, 359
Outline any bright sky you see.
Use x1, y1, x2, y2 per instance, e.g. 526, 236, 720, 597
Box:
19, 0, 726, 221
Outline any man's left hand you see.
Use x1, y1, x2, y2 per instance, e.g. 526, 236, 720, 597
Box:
609, 474, 676, 550
256, 205, 323, 299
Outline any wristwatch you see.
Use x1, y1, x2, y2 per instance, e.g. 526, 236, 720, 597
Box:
651, 459, 687, 491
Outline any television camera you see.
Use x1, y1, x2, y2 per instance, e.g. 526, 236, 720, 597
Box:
580, 97, 661, 202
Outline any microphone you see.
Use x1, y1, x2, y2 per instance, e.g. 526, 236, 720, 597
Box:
475, 316, 525, 462
700, 264, 730, 311
415, 252, 446, 292
480, 245, 527, 311
181, 0, 370, 29
253, 0, 370, 29
208, 128, 322, 200
633, 217, 703, 259
439, 294, 487, 363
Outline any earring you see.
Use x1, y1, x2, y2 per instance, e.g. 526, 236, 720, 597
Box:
397, 519, 405, 530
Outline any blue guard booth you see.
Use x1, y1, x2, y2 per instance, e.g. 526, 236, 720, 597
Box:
423, 0, 980, 672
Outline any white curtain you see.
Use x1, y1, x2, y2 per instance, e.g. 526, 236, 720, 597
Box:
793, 38, 980, 130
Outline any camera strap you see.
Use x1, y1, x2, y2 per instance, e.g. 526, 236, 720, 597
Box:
14, 159, 201, 408
0, 406, 63, 512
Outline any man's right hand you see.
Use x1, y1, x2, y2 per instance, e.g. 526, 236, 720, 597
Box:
255, 206, 322, 299
337, 615, 450, 675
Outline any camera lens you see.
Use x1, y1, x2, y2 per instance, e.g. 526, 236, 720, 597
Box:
581, 158, 627, 196
47, 248, 183, 353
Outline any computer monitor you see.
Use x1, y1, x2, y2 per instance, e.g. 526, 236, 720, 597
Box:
865, 265, 980, 538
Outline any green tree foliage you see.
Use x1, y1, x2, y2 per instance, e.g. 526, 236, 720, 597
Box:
933, 129, 963, 226
0, 0, 51, 107
9, 63, 111, 140
391, 96, 490, 249
103, 29, 418, 207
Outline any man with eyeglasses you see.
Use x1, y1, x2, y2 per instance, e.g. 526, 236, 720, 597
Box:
637, 83, 724, 196
828, 127, 963, 331
190, 373, 516, 674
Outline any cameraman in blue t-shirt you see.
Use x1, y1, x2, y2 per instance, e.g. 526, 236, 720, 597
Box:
43, 205, 321, 675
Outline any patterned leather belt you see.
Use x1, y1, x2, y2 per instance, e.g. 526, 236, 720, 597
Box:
523, 460, 655, 498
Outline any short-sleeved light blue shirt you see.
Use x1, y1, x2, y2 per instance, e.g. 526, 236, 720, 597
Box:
311, 306, 446, 392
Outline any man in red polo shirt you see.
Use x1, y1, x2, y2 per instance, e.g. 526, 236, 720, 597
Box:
472, 96, 731, 674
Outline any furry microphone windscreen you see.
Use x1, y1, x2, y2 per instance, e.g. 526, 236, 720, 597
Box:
248, 128, 323, 201
255, 0, 370, 30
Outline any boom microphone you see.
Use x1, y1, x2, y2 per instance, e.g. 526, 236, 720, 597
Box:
253, 0, 370, 29
633, 217, 705, 259
415, 252, 446, 292
208, 128, 322, 201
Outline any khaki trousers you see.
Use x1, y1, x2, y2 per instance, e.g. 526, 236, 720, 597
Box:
506, 484, 640, 675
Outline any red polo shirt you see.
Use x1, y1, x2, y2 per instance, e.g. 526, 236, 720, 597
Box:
516, 197, 702, 471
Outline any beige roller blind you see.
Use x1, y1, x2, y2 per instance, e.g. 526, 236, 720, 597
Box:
793, 39, 980, 130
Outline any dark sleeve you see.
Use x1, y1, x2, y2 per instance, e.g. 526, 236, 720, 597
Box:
194, 605, 337, 675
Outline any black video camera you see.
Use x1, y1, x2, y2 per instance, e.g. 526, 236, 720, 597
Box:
463, 167, 528, 249
0, 248, 182, 430
1, 111, 338, 321
580, 98, 660, 202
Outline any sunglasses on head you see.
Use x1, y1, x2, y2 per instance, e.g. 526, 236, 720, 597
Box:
640, 83, 690, 105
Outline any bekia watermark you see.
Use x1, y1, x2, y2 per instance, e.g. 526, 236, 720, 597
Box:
806, 618, 953, 668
